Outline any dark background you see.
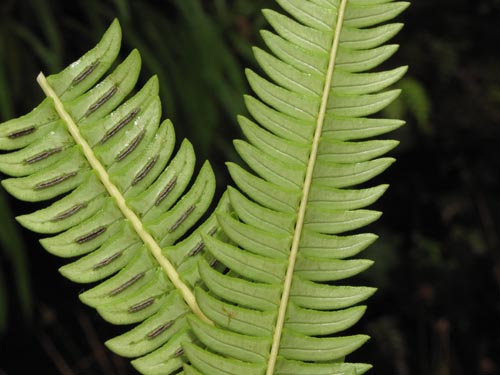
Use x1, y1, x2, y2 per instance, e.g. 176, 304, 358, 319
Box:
0, 0, 499, 374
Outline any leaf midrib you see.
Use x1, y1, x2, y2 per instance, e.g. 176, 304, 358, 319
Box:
36, 72, 211, 324
266, 1, 348, 374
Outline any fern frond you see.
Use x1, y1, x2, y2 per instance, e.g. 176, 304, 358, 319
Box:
187, 1, 408, 374
0, 20, 230, 374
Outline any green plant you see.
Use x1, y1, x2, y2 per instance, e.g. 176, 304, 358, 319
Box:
0, 0, 408, 373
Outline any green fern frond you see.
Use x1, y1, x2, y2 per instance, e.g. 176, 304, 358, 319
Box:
187, 0, 408, 374
0, 19, 230, 374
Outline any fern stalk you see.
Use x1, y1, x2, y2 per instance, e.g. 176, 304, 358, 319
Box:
36, 72, 210, 324
267, 1, 348, 373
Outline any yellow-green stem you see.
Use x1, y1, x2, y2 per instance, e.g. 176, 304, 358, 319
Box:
37, 72, 212, 325
265, 1, 348, 373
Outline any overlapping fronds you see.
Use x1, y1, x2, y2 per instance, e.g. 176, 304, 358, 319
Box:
0, 20, 230, 374
0, 1, 408, 373
186, 0, 408, 374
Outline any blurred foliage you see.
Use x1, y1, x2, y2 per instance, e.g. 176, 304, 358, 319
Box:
0, 187, 32, 334
0, 0, 499, 374
384, 77, 432, 135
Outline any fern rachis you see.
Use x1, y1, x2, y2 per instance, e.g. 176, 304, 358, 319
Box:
38, 68, 218, 325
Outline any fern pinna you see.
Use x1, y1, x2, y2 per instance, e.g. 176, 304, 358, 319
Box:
183, 1, 408, 374
0, 1, 408, 374
0, 20, 231, 374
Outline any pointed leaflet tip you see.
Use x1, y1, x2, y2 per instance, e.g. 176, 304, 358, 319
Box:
46, 19, 123, 100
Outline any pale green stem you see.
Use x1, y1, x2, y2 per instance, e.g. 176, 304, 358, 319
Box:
265, 1, 348, 373
37, 73, 212, 325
